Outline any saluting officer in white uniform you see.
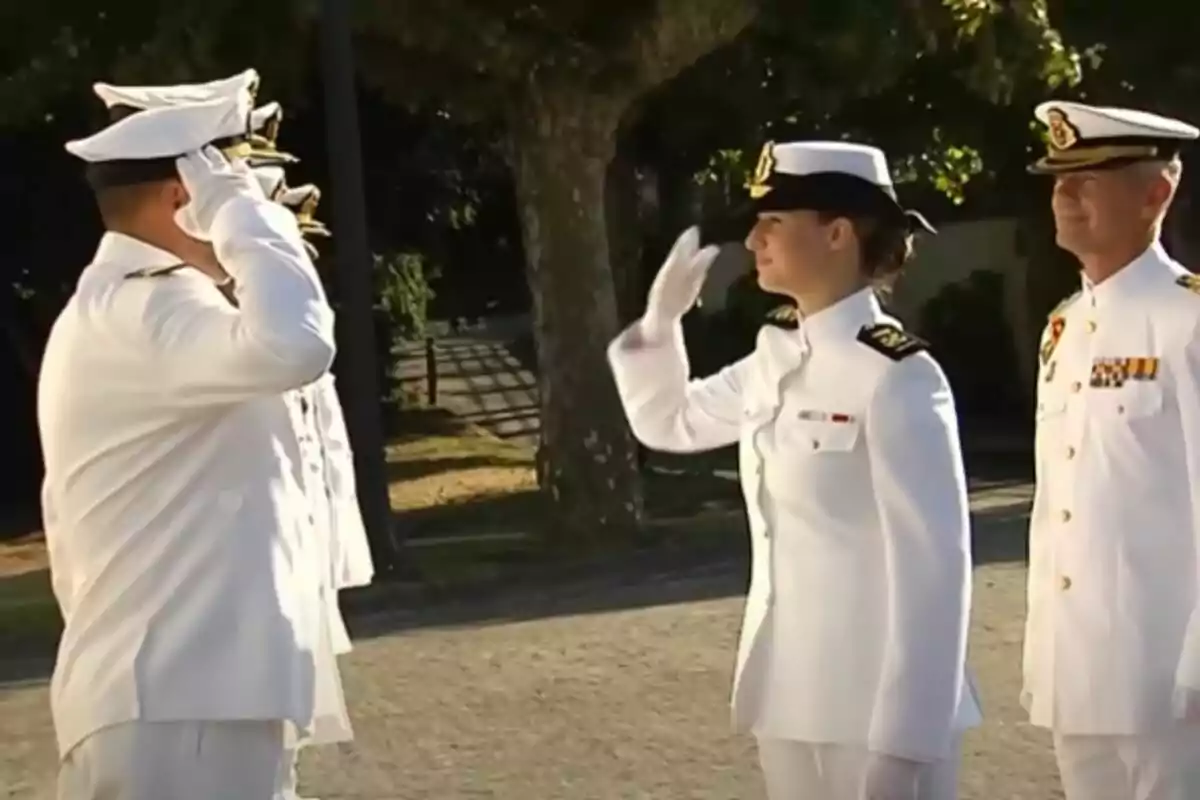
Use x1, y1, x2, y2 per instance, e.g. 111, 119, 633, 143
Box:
93, 75, 378, 649
255, 164, 374, 800
608, 141, 981, 800
1024, 101, 1200, 799
83, 76, 370, 800
38, 83, 345, 798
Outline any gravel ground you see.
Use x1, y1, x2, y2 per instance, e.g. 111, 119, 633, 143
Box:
0, 490, 1061, 799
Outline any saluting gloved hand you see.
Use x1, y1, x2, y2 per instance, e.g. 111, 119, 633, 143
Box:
861, 754, 922, 800
174, 145, 266, 242
640, 225, 720, 341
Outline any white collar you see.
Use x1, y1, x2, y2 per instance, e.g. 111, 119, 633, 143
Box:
1081, 241, 1171, 309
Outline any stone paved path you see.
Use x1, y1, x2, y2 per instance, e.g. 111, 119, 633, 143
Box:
0, 488, 1061, 799
396, 316, 539, 445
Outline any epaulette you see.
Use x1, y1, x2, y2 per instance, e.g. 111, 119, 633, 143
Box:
856, 323, 927, 361
124, 263, 188, 280
1176, 273, 1200, 295
764, 303, 799, 330
1047, 289, 1081, 319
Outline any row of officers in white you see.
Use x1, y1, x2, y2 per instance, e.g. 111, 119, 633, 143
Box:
32, 62, 1200, 798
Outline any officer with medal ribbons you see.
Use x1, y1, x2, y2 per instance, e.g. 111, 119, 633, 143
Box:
1025, 100, 1200, 798
38, 71, 346, 798
607, 140, 981, 799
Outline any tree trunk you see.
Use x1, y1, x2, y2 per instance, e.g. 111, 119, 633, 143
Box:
606, 136, 646, 328
507, 89, 644, 545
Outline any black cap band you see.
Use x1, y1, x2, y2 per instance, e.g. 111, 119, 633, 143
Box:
753, 172, 936, 234
84, 158, 179, 189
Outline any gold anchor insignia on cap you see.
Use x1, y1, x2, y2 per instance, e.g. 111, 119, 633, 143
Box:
749, 141, 776, 199
1046, 107, 1080, 151
297, 189, 320, 224
251, 106, 283, 151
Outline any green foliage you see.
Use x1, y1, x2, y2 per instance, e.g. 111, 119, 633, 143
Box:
374, 251, 439, 344
0, 1, 312, 128
352, 0, 756, 123
642, 0, 1083, 213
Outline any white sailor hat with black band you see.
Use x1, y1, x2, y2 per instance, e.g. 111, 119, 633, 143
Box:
731, 140, 936, 237
1029, 101, 1200, 174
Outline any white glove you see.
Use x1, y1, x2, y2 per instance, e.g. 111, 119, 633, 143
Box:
641, 226, 720, 340
861, 754, 922, 800
174, 145, 266, 241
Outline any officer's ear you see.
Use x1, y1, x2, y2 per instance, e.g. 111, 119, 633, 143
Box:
1130, 159, 1180, 220
824, 216, 856, 253
164, 177, 191, 212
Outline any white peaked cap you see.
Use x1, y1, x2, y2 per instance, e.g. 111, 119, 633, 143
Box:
65, 93, 253, 162
1030, 101, 1199, 173
279, 184, 319, 209
92, 69, 259, 110
253, 165, 287, 199
250, 101, 282, 134
1034, 101, 1199, 143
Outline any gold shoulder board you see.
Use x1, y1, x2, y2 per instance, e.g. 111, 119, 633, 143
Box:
124, 263, 188, 280
856, 323, 927, 361
1176, 273, 1200, 294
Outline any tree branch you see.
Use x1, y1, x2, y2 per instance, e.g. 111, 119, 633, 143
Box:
624, 0, 756, 90
353, 0, 598, 85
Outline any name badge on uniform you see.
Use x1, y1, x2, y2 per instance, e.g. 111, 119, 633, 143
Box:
1089, 356, 1159, 388
796, 410, 856, 423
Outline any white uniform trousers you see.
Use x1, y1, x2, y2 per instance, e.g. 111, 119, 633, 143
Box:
756, 738, 960, 800
1054, 726, 1200, 800
57, 720, 289, 800
274, 747, 315, 800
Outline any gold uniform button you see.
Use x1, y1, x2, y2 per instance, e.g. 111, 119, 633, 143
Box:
1061, 509, 1072, 523
1061, 576, 1073, 591
1087, 320, 1097, 333
1071, 381, 1082, 393
1066, 446, 1076, 459
811, 439, 820, 451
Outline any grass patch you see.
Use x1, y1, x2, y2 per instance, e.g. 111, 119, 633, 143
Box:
386, 408, 540, 539
0, 534, 61, 651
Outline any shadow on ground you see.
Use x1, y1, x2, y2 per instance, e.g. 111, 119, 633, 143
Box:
0, 494, 1031, 689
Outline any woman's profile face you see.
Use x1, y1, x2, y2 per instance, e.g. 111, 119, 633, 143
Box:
745, 210, 848, 296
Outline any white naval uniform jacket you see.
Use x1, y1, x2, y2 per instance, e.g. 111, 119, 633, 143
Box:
312, 374, 375, 594
1024, 242, 1200, 734
306, 374, 374, 659
37, 195, 338, 759
608, 288, 982, 763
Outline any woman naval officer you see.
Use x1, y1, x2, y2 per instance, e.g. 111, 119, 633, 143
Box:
606, 141, 982, 800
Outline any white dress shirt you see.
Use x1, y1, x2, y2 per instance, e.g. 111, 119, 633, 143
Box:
38, 196, 338, 759
1024, 241, 1200, 734
608, 287, 981, 763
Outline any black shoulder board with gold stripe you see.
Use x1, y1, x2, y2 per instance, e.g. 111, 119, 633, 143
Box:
856, 323, 927, 361
1176, 273, 1200, 294
124, 263, 188, 280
